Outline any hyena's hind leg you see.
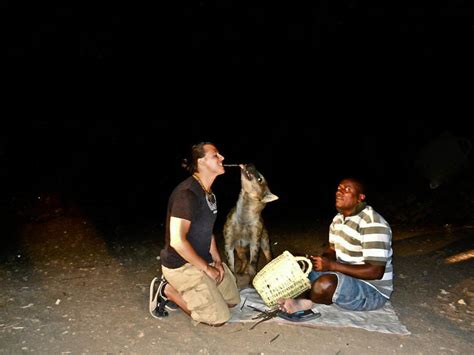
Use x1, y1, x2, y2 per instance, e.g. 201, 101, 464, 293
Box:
260, 227, 273, 264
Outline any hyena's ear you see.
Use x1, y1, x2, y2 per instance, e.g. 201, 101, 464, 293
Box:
262, 193, 279, 203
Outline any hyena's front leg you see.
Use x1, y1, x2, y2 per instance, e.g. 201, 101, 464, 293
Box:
260, 227, 272, 264
235, 245, 248, 274
224, 235, 235, 273
247, 237, 260, 278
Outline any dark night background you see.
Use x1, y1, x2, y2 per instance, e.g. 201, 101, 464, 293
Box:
1, 119, 473, 257
2, 1, 473, 66
1, 2, 473, 253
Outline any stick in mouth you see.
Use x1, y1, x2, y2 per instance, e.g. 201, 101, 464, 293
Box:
223, 164, 242, 167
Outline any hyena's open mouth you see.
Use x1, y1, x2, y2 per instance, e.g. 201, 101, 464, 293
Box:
242, 164, 261, 182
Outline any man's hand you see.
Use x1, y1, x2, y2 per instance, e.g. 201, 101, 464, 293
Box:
214, 261, 225, 284
310, 256, 334, 272
204, 264, 221, 283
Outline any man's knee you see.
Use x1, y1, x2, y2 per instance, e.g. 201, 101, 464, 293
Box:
310, 274, 337, 304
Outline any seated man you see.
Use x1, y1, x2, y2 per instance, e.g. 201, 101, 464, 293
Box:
279, 177, 393, 314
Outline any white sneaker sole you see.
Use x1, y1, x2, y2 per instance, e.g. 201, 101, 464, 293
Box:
149, 276, 178, 318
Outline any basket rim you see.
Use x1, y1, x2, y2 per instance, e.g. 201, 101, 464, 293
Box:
252, 250, 312, 306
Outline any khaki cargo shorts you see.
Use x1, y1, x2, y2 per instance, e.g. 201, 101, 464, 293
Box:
162, 262, 240, 325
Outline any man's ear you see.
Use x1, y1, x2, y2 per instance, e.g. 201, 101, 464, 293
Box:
359, 193, 366, 202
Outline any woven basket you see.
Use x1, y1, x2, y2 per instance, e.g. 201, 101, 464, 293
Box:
252, 250, 312, 307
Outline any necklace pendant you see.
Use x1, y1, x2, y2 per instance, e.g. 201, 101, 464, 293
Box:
206, 192, 218, 214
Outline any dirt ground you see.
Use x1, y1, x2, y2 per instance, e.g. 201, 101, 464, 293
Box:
0, 211, 473, 354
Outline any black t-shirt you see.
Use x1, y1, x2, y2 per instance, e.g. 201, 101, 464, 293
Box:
160, 176, 217, 269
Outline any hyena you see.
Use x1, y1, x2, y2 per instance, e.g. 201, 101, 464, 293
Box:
223, 164, 278, 278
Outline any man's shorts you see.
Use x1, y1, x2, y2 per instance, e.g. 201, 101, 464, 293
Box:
162, 263, 240, 325
308, 271, 388, 311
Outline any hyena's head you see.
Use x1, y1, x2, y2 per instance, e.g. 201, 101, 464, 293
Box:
240, 164, 279, 203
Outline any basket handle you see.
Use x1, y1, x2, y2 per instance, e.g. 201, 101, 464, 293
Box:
294, 256, 313, 276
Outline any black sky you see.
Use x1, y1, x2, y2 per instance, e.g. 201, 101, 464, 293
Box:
2, 2, 473, 233
3, 2, 473, 68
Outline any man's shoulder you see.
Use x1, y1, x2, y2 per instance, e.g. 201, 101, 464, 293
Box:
331, 213, 344, 224
170, 177, 199, 199
360, 205, 390, 226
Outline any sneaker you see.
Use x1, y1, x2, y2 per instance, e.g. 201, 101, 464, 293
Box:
159, 276, 179, 312
149, 276, 178, 319
149, 276, 168, 318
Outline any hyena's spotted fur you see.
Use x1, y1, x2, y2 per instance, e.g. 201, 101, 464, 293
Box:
223, 164, 278, 278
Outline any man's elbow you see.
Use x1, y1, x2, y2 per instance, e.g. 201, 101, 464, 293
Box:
373, 266, 385, 280
170, 239, 185, 252
365, 263, 385, 280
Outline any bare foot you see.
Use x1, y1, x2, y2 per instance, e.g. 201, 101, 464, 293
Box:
277, 298, 313, 314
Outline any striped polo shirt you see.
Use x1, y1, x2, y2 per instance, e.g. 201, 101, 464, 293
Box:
329, 204, 393, 298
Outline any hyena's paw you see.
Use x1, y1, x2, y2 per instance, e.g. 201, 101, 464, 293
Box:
236, 261, 248, 275
247, 265, 257, 278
